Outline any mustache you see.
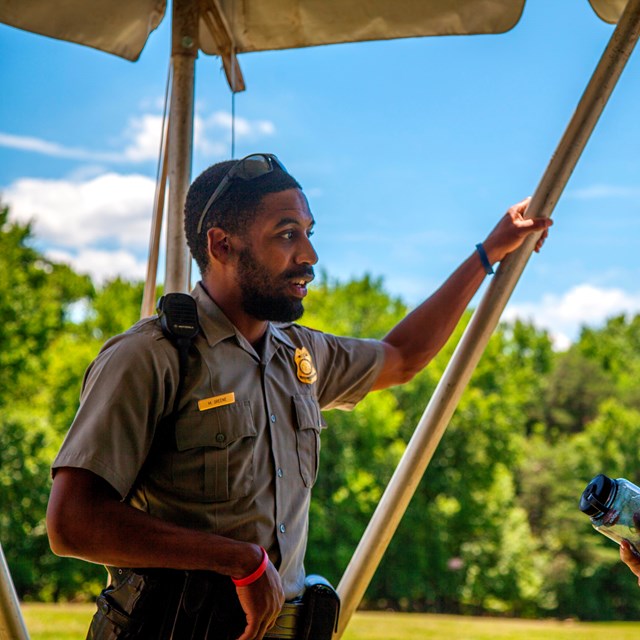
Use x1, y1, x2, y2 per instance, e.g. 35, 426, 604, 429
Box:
283, 266, 315, 282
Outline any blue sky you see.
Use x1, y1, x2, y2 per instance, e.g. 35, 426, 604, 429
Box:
1, 0, 640, 348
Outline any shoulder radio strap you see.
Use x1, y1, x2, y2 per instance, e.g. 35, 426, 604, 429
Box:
156, 293, 200, 415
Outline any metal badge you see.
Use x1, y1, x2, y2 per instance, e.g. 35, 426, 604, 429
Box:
294, 347, 317, 384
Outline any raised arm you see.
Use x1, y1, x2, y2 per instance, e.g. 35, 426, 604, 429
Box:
47, 467, 284, 640
373, 198, 552, 390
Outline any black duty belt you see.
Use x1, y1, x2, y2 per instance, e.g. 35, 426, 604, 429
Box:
87, 569, 339, 640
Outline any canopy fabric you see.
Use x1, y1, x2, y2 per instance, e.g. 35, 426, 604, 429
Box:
199, 0, 625, 55
0, 0, 166, 61
199, 0, 527, 55
0, 0, 628, 62
590, 0, 629, 22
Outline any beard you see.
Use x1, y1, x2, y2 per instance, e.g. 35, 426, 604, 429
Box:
237, 247, 313, 322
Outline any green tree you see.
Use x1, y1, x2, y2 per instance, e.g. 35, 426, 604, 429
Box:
0, 205, 99, 599
0, 206, 93, 406
577, 315, 640, 410
543, 347, 615, 440
301, 274, 407, 585
374, 318, 553, 614
88, 277, 147, 340
515, 314, 640, 621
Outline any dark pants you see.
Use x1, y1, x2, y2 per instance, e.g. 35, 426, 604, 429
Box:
87, 567, 247, 639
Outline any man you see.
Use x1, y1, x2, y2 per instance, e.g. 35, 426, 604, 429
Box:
46, 153, 551, 639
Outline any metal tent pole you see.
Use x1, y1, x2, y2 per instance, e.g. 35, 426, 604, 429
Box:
141, 110, 170, 318
164, 0, 198, 294
0, 543, 29, 640
335, 0, 640, 635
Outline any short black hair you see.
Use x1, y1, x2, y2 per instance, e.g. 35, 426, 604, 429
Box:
184, 159, 302, 275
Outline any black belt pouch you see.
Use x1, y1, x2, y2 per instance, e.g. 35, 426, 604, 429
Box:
297, 575, 340, 640
87, 568, 246, 640
87, 567, 186, 639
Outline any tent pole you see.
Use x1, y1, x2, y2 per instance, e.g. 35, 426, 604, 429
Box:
0, 543, 29, 640
141, 111, 170, 318
335, 0, 640, 635
165, 0, 198, 294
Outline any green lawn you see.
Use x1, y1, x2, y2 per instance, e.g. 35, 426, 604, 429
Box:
19, 604, 640, 640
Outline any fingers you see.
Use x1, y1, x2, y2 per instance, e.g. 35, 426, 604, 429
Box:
237, 619, 270, 640
509, 196, 532, 218
508, 196, 553, 228
534, 228, 549, 253
235, 606, 276, 640
236, 611, 281, 640
621, 539, 640, 563
236, 613, 275, 640
234, 563, 285, 640
620, 540, 640, 587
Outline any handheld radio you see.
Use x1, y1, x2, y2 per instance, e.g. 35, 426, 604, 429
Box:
157, 293, 200, 415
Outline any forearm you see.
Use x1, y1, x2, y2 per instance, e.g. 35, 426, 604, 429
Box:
376, 249, 487, 387
47, 468, 261, 578
372, 199, 552, 390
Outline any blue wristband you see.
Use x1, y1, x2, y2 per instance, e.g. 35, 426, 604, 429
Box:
475, 243, 494, 275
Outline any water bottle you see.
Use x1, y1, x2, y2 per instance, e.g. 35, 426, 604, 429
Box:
579, 474, 640, 552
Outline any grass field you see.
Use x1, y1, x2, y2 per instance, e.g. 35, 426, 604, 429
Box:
19, 604, 640, 640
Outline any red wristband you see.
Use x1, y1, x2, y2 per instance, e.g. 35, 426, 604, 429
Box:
232, 547, 269, 587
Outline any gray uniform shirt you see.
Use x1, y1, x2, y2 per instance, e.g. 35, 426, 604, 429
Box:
53, 283, 385, 599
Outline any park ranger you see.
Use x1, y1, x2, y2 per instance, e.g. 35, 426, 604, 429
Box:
46, 153, 551, 639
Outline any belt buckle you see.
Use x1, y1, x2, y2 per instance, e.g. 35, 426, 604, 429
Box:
264, 600, 302, 639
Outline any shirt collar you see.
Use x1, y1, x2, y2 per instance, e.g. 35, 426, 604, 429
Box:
191, 282, 237, 348
192, 282, 296, 353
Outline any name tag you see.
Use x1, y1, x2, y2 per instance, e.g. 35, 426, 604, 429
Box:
198, 392, 236, 411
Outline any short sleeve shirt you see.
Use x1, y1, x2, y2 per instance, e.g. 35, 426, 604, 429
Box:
52, 282, 385, 599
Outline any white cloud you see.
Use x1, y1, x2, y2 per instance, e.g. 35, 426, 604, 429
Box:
122, 114, 165, 162
504, 284, 640, 350
47, 248, 147, 284
194, 110, 276, 158
0, 132, 122, 162
0, 109, 275, 165
194, 114, 227, 157
203, 111, 276, 137
3, 173, 156, 251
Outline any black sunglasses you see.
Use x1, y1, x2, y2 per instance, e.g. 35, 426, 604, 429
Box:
196, 153, 288, 234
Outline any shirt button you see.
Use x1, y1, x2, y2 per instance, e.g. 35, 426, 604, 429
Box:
270, 414, 277, 423
215, 433, 226, 443
279, 523, 286, 534
277, 468, 284, 478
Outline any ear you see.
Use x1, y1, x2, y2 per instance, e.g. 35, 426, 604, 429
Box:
207, 227, 233, 264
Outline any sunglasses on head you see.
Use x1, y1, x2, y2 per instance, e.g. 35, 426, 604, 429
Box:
196, 153, 288, 234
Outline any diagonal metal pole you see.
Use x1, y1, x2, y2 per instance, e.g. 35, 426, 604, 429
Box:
0, 543, 29, 640
335, 0, 640, 635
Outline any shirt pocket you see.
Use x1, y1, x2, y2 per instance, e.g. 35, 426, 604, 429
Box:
292, 394, 327, 488
172, 401, 257, 502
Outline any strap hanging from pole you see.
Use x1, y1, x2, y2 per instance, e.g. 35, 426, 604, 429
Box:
335, 0, 640, 635
141, 64, 172, 319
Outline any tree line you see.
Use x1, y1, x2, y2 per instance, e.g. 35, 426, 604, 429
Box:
2, 204, 640, 620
